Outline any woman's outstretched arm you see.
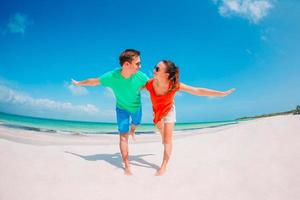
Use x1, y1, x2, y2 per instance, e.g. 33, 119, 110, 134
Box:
179, 83, 235, 97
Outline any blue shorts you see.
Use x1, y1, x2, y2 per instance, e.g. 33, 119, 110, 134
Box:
116, 107, 142, 134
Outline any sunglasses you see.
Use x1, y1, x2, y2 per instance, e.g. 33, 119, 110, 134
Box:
135, 62, 141, 67
154, 66, 160, 72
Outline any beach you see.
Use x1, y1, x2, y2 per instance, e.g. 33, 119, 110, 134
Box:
0, 115, 299, 200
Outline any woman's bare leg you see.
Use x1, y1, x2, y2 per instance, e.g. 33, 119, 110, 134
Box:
155, 122, 174, 176
156, 120, 164, 143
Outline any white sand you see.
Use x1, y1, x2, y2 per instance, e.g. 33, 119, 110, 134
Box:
0, 115, 299, 200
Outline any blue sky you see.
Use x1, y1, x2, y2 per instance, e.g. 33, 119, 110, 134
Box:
0, 0, 299, 123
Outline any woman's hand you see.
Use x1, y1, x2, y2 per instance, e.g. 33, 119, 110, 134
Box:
222, 88, 236, 96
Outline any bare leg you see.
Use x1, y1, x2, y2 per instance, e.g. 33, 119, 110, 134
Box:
155, 122, 174, 176
119, 133, 132, 175
156, 120, 164, 143
129, 124, 137, 141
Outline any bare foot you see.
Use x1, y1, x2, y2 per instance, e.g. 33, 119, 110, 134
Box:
129, 129, 136, 141
124, 167, 132, 176
155, 167, 166, 176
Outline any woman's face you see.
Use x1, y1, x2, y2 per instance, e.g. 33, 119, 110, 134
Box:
153, 61, 168, 80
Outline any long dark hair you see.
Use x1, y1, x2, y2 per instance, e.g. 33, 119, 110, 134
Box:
163, 60, 180, 92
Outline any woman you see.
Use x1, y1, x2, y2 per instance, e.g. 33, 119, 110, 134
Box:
145, 60, 235, 176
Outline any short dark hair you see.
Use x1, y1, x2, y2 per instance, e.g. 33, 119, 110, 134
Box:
119, 49, 140, 66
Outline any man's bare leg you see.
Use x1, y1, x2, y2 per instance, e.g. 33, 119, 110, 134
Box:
155, 122, 174, 176
129, 124, 137, 141
119, 133, 132, 175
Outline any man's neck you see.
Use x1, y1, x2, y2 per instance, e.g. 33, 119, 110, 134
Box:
120, 68, 132, 79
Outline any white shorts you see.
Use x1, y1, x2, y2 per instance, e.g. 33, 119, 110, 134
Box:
162, 105, 176, 123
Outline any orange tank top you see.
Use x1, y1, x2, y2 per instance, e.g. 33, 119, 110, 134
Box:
145, 79, 179, 124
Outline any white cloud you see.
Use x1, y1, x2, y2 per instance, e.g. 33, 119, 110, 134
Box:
176, 91, 185, 97
207, 96, 222, 100
213, 0, 273, 23
4, 12, 32, 35
65, 82, 89, 96
103, 87, 115, 98
0, 84, 99, 114
0, 76, 20, 88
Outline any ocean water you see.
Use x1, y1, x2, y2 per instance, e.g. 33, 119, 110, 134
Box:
0, 112, 238, 135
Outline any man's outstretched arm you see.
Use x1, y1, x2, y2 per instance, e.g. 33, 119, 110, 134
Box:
72, 78, 100, 86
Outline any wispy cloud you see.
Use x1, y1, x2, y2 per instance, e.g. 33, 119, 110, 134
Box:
176, 91, 185, 97
213, 0, 273, 23
0, 84, 99, 114
103, 87, 115, 98
260, 27, 273, 41
4, 12, 32, 35
207, 96, 223, 100
246, 49, 253, 55
65, 82, 89, 96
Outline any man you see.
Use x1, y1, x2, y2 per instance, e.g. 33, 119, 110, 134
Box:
72, 49, 148, 175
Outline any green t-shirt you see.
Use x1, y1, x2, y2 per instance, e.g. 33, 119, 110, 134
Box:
99, 68, 148, 113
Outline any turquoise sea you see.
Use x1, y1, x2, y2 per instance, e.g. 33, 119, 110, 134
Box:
0, 112, 238, 135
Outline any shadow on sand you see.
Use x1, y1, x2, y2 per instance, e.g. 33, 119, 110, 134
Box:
65, 151, 159, 170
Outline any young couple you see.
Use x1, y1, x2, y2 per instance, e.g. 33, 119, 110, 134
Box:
72, 49, 235, 176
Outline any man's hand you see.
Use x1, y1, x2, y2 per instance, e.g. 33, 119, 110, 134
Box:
72, 79, 81, 86
71, 78, 100, 86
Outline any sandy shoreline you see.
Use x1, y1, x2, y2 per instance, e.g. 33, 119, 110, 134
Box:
0, 122, 238, 146
0, 115, 299, 200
